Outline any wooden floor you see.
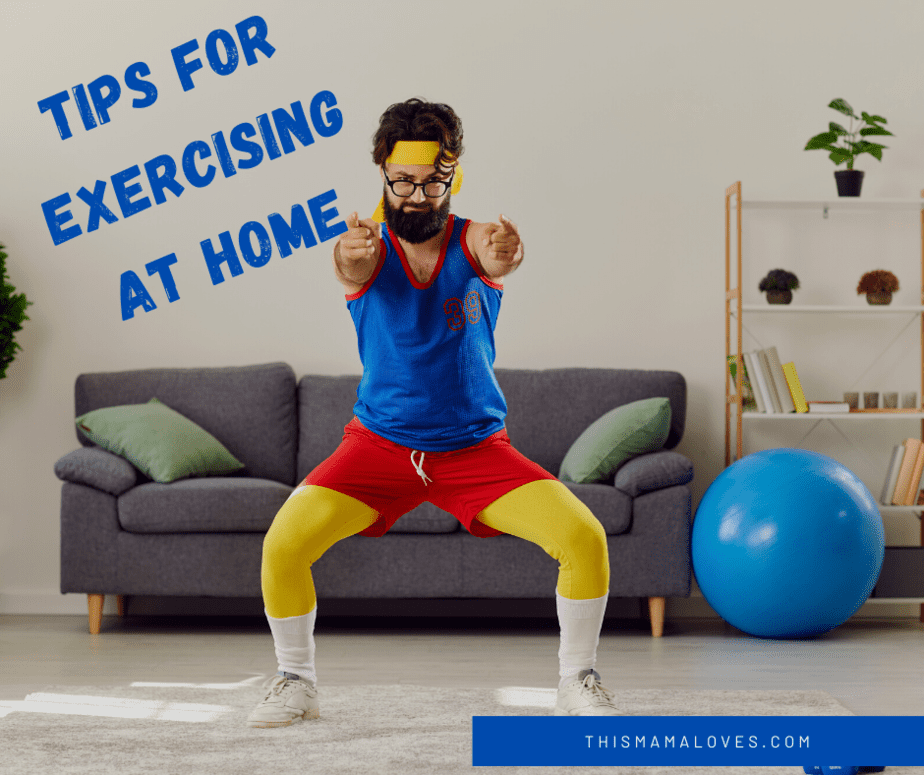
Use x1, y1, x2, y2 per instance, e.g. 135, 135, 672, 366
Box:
2, 613, 923, 716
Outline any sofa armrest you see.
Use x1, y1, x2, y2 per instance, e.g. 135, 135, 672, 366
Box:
54, 447, 138, 496
613, 450, 693, 497
60, 482, 121, 595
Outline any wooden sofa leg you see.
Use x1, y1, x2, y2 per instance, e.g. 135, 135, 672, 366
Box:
87, 594, 104, 635
117, 595, 125, 617
648, 596, 665, 638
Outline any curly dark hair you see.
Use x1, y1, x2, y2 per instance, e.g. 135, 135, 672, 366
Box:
372, 98, 464, 174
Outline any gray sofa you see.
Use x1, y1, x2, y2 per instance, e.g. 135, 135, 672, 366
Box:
55, 362, 693, 636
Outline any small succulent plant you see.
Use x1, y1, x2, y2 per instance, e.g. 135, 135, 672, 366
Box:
758, 269, 800, 292
857, 270, 899, 294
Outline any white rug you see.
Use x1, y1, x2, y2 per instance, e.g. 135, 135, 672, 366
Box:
0, 680, 879, 775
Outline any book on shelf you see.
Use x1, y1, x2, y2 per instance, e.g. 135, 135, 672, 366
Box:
752, 350, 778, 412
759, 349, 783, 412
726, 347, 824, 414
726, 354, 757, 412
882, 444, 904, 504
726, 349, 776, 412
782, 362, 808, 413
728, 350, 924, 505
765, 346, 796, 413
743, 351, 767, 413
886, 438, 924, 506
905, 442, 924, 506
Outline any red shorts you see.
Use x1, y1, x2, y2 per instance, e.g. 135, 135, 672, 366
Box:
303, 417, 558, 537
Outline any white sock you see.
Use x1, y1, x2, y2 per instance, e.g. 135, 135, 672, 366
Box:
265, 606, 317, 687
556, 592, 608, 689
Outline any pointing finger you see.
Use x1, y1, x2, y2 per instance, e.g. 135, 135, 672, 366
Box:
359, 217, 381, 238
498, 214, 519, 234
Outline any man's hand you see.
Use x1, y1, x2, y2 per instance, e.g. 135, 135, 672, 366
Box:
340, 211, 381, 261
481, 214, 523, 276
334, 211, 381, 285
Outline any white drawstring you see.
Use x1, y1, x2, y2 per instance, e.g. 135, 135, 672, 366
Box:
410, 450, 433, 486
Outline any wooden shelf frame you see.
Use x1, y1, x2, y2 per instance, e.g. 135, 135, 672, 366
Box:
725, 183, 924, 462
723, 182, 924, 618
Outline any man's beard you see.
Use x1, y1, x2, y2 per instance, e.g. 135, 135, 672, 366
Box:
383, 192, 451, 244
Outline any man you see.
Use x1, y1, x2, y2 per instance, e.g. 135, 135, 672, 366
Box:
247, 98, 618, 728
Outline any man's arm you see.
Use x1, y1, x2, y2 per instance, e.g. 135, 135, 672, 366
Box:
466, 215, 524, 281
332, 211, 382, 290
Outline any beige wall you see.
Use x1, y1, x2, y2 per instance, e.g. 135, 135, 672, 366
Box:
2, 0, 923, 616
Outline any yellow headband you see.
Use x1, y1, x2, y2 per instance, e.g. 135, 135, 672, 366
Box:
373, 141, 463, 221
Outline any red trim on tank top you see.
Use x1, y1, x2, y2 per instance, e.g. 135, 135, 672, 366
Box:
344, 237, 387, 301
392, 214, 455, 290
459, 221, 505, 291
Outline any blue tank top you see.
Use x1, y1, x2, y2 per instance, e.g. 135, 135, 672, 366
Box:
345, 214, 507, 451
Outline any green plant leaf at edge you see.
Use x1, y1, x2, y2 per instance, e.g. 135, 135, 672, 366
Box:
805, 132, 839, 149
829, 98, 856, 118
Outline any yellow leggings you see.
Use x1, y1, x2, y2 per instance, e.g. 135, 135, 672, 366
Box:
261, 479, 610, 619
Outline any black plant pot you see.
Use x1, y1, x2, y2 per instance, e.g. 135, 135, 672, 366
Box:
766, 290, 793, 304
835, 169, 864, 197
866, 291, 893, 305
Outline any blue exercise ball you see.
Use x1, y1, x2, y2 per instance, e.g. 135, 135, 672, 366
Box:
692, 448, 885, 639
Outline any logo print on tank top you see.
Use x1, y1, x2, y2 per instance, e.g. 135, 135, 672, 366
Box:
444, 291, 481, 330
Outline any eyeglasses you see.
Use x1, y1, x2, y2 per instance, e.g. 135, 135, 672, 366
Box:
383, 168, 454, 198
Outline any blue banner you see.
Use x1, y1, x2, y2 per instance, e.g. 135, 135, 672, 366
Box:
472, 716, 923, 767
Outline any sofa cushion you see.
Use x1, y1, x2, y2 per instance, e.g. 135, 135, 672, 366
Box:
75, 362, 298, 485
54, 446, 138, 495
495, 368, 686, 475
77, 398, 245, 483
295, 369, 687, 483
118, 478, 292, 533
297, 374, 363, 480
389, 502, 460, 534
613, 450, 694, 497
558, 398, 672, 484
564, 482, 632, 535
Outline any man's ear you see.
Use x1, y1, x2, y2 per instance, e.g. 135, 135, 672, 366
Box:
379, 165, 386, 183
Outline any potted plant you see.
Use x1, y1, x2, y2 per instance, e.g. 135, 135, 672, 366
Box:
857, 269, 899, 305
804, 98, 893, 197
1, 243, 32, 380
758, 269, 800, 304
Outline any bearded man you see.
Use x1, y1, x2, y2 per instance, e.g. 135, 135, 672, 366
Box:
247, 98, 619, 727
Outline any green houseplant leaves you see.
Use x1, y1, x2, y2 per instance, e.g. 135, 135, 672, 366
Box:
804, 98, 893, 170
1, 244, 33, 380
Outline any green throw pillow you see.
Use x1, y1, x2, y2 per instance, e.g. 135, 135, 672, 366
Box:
75, 398, 245, 483
558, 397, 672, 484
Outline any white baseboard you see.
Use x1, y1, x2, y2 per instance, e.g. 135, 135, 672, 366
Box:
0, 591, 119, 616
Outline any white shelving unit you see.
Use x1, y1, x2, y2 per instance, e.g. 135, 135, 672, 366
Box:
724, 183, 924, 613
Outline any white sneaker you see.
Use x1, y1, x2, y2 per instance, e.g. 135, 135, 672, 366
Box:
246, 673, 320, 728
554, 669, 621, 716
